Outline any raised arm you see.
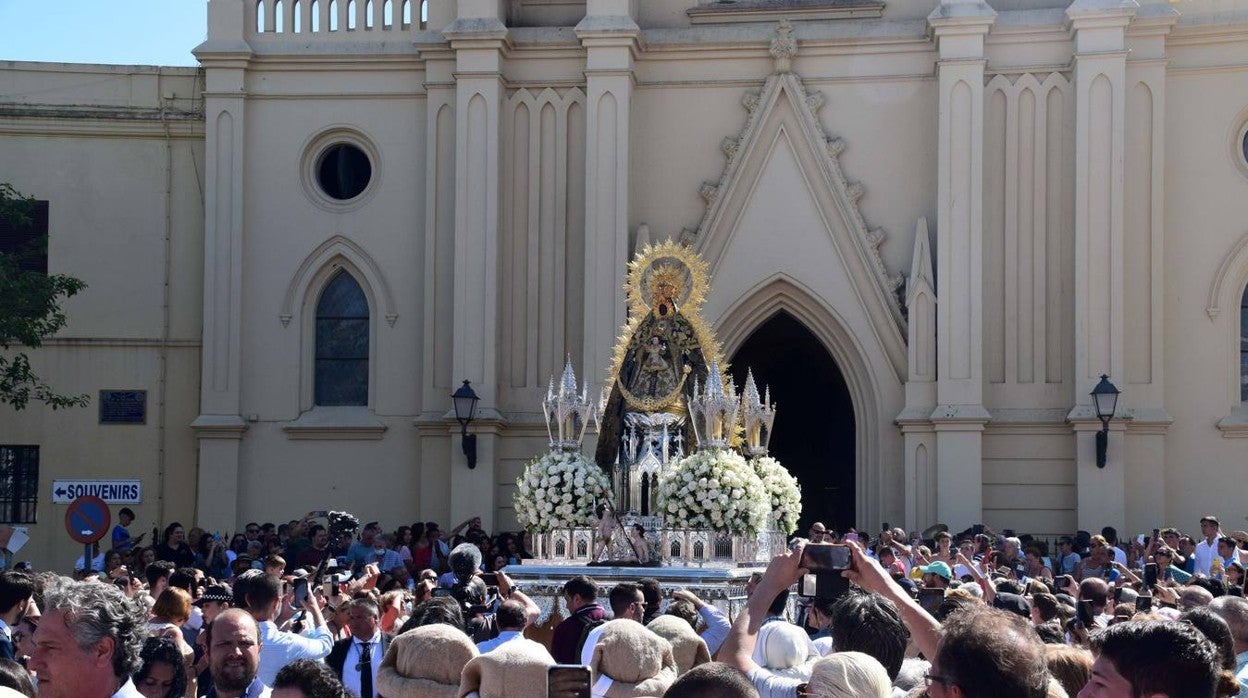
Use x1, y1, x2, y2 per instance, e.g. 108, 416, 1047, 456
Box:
720, 543, 807, 675
844, 540, 942, 660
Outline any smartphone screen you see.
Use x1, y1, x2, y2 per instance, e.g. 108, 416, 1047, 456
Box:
1078, 599, 1096, 626
547, 664, 591, 698
292, 578, 309, 607
800, 544, 851, 572
1143, 562, 1158, 589
1136, 594, 1152, 612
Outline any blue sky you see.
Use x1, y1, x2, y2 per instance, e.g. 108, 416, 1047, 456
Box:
1, 1, 209, 67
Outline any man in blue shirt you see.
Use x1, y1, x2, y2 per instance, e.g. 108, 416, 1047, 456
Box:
111, 508, 145, 553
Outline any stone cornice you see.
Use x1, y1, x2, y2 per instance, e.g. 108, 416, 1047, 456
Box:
1216, 405, 1248, 438
191, 414, 249, 439
0, 115, 205, 139
574, 15, 642, 38
928, 1, 997, 29
442, 17, 509, 40
686, 0, 884, 25
1168, 18, 1248, 47
282, 407, 388, 440
929, 404, 993, 425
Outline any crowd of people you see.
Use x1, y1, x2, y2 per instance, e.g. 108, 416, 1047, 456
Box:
0, 509, 1243, 698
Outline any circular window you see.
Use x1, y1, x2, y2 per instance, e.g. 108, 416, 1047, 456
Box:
300, 127, 381, 212
317, 144, 372, 200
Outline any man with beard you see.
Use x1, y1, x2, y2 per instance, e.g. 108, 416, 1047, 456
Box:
205, 609, 270, 698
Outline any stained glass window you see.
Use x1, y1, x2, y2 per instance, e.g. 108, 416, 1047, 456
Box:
315, 271, 369, 406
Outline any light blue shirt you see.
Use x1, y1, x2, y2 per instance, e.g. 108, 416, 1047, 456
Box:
367, 548, 405, 573
256, 619, 333, 686
698, 605, 731, 656
476, 629, 523, 654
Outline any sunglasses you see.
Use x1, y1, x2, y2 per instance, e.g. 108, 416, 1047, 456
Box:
924, 672, 956, 688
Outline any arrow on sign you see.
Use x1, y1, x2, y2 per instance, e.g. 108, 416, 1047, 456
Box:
54, 487, 68, 498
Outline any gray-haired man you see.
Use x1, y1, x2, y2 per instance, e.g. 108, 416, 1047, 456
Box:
30, 577, 148, 698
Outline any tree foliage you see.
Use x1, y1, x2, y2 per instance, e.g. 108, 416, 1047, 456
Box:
0, 183, 89, 410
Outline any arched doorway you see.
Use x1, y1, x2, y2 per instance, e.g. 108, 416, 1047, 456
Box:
729, 311, 856, 533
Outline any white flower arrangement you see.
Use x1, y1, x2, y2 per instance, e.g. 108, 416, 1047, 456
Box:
513, 451, 612, 532
751, 456, 802, 535
657, 449, 769, 534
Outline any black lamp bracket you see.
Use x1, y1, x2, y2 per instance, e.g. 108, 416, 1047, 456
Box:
461, 425, 478, 469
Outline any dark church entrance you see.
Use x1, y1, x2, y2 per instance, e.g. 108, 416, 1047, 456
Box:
729, 312, 856, 533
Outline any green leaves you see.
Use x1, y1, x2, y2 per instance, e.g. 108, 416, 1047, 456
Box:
0, 183, 89, 411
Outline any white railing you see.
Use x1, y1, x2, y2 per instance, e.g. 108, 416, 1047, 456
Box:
247, 0, 425, 36
529, 527, 787, 566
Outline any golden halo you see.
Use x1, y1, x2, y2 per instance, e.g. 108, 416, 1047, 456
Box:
608, 240, 722, 411
625, 240, 709, 316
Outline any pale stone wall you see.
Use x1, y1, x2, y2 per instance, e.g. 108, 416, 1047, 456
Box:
0, 63, 204, 568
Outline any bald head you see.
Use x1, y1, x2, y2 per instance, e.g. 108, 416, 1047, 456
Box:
1179, 586, 1214, 611
207, 608, 262, 692
1210, 596, 1248, 653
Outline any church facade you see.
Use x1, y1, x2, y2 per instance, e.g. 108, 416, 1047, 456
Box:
2, 0, 1248, 566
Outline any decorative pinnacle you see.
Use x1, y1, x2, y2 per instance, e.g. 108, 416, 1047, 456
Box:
743, 369, 761, 405
559, 354, 578, 395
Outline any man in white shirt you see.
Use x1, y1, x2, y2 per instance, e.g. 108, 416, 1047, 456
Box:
326, 597, 389, 698
74, 542, 106, 576
239, 573, 332, 686
476, 600, 529, 653
1195, 515, 1223, 576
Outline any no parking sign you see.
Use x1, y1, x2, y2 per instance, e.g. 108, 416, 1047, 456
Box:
64, 496, 110, 545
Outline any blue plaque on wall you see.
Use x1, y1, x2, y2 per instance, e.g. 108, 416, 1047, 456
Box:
99, 390, 147, 424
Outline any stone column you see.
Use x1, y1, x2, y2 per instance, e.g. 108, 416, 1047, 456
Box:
577, 0, 640, 407
1121, 5, 1175, 532
190, 0, 251, 532
413, 1, 458, 526
443, 0, 508, 533
899, 219, 938, 530
928, 0, 995, 531
1065, 0, 1137, 532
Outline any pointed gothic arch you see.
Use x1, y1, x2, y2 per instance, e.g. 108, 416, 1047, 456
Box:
716, 274, 890, 529
281, 236, 396, 412
684, 67, 908, 380
281, 234, 397, 328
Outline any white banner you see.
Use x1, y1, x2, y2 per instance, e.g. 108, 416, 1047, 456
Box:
52, 480, 142, 504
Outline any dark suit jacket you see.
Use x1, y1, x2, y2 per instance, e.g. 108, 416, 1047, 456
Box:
326, 633, 393, 682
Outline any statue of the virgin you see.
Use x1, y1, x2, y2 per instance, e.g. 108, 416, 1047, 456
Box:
595, 241, 721, 475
